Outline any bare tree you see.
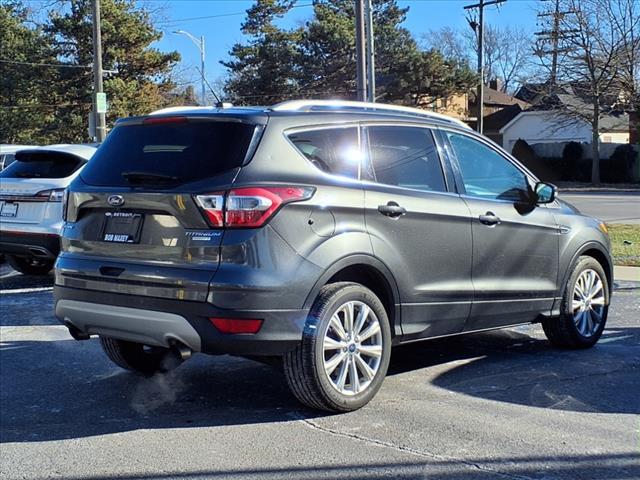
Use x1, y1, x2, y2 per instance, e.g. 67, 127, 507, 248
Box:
424, 24, 533, 93
423, 27, 468, 62
539, 0, 635, 183
606, 0, 640, 135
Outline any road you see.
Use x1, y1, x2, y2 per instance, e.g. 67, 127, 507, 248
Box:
560, 192, 640, 224
1, 270, 639, 480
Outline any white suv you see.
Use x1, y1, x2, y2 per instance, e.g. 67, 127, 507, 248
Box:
0, 144, 96, 275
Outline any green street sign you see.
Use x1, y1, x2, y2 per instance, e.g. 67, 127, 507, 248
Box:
96, 92, 107, 114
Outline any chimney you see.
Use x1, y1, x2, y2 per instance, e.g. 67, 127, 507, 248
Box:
489, 78, 503, 92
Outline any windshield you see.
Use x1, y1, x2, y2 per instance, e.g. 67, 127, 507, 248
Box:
80, 119, 257, 187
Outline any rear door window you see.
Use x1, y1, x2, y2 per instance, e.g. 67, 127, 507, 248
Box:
80, 119, 257, 187
288, 127, 360, 179
365, 126, 446, 192
0, 151, 85, 179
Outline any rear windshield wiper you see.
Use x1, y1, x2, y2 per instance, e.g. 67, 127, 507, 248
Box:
121, 171, 179, 185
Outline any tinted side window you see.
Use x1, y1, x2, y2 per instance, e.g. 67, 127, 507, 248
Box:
366, 126, 446, 192
446, 132, 529, 201
288, 127, 359, 179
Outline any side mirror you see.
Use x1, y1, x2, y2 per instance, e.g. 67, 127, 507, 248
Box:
535, 182, 556, 204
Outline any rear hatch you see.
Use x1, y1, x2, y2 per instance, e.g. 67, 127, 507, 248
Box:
0, 149, 87, 225
59, 114, 264, 301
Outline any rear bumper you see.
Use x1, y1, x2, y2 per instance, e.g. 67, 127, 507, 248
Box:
54, 285, 308, 356
0, 230, 60, 258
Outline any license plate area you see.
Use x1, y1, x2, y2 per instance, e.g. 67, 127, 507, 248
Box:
102, 212, 143, 243
0, 202, 18, 218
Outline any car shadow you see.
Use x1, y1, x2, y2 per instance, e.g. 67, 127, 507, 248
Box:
2, 321, 638, 444
389, 325, 640, 415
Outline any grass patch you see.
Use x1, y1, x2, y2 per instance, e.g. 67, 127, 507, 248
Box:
607, 224, 640, 267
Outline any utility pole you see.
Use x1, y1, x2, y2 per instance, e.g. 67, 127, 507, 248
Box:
199, 35, 206, 105
91, 0, 106, 142
173, 30, 206, 105
464, 0, 505, 134
535, 0, 579, 86
355, 0, 367, 102
364, 0, 375, 102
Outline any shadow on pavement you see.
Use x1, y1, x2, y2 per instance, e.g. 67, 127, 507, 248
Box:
24, 453, 640, 480
2, 322, 638, 443
391, 326, 640, 415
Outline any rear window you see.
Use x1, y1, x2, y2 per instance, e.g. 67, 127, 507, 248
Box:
81, 120, 256, 187
0, 151, 85, 179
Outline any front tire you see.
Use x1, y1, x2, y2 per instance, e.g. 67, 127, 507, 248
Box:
283, 282, 392, 412
542, 256, 610, 349
99, 336, 182, 376
6, 255, 54, 275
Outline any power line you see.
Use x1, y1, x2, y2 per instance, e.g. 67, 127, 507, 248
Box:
159, 3, 314, 26
0, 59, 92, 69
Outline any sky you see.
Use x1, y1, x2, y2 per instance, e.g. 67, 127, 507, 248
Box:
152, 0, 541, 89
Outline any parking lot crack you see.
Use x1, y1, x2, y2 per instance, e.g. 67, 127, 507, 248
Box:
295, 414, 536, 480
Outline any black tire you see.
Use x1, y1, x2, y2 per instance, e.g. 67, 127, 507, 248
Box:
6, 255, 54, 276
283, 282, 392, 412
99, 336, 182, 376
542, 255, 610, 349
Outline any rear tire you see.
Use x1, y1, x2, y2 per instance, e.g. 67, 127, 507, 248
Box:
283, 282, 392, 412
6, 255, 54, 275
99, 336, 182, 376
542, 256, 609, 349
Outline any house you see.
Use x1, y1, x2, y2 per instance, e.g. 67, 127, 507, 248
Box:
499, 110, 630, 153
501, 83, 631, 152
419, 79, 530, 143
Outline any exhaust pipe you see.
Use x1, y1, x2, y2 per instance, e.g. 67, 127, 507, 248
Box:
65, 322, 90, 341
173, 342, 193, 360
28, 246, 53, 258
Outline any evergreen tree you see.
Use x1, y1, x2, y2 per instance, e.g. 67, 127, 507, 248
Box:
221, 0, 302, 105
223, 0, 477, 106
0, 1, 58, 143
46, 0, 181, 142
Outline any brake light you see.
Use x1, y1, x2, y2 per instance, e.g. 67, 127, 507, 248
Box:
195, 186, 313, 229
36, 188, 65, 202
195, 193, 225, 227
142, 116, 188, 125
210, 317, 263, 334
62, 189, 69, 221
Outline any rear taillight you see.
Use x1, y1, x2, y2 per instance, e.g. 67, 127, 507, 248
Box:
62, 189, 69, 221
36, 188, 65, 202
195, 186, 314, 229
210, 317, 263, 334
195, 193, 225, 227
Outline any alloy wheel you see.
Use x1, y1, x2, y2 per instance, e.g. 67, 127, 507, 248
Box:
572, 268, 606, 337
321, 300, 384, 396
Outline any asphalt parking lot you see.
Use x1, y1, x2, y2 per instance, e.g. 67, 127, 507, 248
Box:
1, 266, 639, 480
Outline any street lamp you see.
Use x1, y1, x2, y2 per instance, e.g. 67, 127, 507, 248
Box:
173, 30, 206, 106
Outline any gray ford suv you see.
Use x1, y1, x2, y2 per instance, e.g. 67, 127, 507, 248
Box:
54, 100, 613, 412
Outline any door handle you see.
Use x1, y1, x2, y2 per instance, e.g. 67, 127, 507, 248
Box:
378, 202, 406, 218
479, 212, 501, 226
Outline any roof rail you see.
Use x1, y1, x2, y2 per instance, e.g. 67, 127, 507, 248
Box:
269, 100, 471, 129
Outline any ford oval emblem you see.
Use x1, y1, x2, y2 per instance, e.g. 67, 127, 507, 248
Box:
107, 195, 125, 207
